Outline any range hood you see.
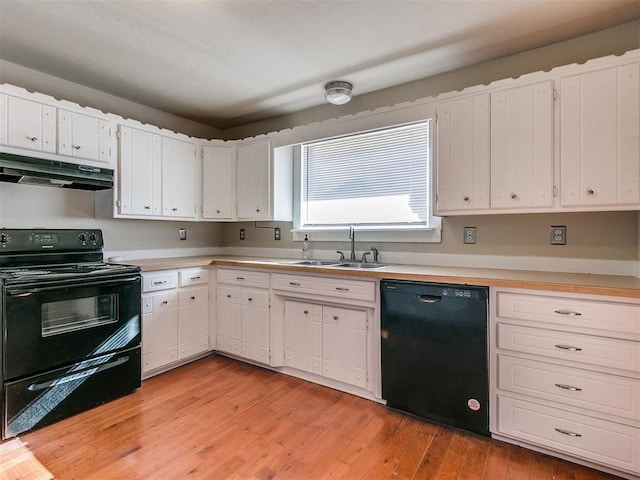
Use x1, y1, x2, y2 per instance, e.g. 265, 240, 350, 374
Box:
0, 152, 114, 190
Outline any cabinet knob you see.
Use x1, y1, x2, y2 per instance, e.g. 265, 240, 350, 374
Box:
27, 136, 38, 142
510, 193, 517, 199
161, 300, 168, 305
463, 196, 470, 202
216, 209, 221, 214
303, 310, 309, 315
333, 315, 339, 320
248, 297, 253, 302
256, 208, 260, 213
226, 294, 231, 298
73, 145, 81, 150
190, 296, 195, 300
172, 207, 178, 211
144, 205, 151, 210
586, 188, 594, 196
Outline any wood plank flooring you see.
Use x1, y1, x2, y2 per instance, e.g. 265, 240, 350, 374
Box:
21, 355, 623, 479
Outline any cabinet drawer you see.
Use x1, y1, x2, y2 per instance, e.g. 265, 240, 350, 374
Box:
217, 268, 269, 288
496, 291, 640, 339
179, 268, 209, 287
272, 273, 375, 302
179, 286, 209, 306
497, 395, 640, 474
142, 271, 178, 292
496, 323, 640, 373
497, 354, 640, 421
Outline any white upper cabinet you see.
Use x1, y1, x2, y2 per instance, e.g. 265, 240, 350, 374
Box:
491, 81, 554, 209
162, 137, 197, 218
560, 62, 640, 208
57, 109, 110, 163
118, 125, 162, 217
202, 144, 235, 220
236, 137, 271, 220
436, 94, 491, 213
0, 94, 56, 153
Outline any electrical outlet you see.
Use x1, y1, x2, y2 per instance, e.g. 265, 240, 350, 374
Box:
463, 227, 476, 244
274, 227, 281, 241
550, 226, 566, 245
240, 228, 245, 240
179, 228, 187, 241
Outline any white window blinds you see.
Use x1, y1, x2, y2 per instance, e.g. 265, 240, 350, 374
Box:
301, 121, 430, 227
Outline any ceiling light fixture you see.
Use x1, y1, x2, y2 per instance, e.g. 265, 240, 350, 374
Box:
324, 81, 353, 105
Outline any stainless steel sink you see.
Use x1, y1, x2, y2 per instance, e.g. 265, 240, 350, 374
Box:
334, 262, 388, 269
281, 259, 341, 266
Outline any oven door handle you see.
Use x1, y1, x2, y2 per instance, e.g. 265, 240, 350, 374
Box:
6, 275, 140, 296
27, 355, 130, 391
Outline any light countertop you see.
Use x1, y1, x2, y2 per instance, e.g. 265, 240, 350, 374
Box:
123, 255, 640, 299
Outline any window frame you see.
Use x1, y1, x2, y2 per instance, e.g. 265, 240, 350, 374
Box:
292, 118, 441, 243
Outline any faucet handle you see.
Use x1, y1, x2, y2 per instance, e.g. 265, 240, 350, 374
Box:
336, 250, 345, 261
361, 252, 371, 263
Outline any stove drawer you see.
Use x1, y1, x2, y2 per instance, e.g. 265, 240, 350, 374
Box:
4, 346, 141, 438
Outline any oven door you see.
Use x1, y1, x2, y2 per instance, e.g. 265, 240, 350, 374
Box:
3, 273, 141, 380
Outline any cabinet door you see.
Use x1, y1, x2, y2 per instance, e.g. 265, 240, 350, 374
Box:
322, 306, 367, 388
162, 137, 197, 218
491, 82, 554, 208
2, 95, 56, 152
560, 63, 640, 207
58, 109, 110, 163
178, 286, 209, 359
141, 296, 154, 373
436, 95, 491, 213
118, 126, 162, 216
152, 291, 178, 369
284, 300, 322, 375
237, 138, 271, 220
241, 288, 269, 364
216, 285, 242, 356
202, 144, 235, 219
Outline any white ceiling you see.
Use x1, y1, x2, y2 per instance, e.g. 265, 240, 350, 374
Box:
0, 1, 638, 129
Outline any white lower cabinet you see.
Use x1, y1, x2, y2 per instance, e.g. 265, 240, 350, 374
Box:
491, 288, 640, 478
216, 268, 270, 364
142, 268, 210, 377
273, 272, 377, 396
284, 300, 367, 389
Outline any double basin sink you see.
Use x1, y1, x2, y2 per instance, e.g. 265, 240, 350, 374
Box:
282, 259, 388, 269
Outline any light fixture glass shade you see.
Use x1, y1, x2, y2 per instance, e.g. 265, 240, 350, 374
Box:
325, 81, 353, 105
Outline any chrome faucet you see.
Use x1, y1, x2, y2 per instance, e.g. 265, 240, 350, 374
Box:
370, 246, 379, 263
349, 225, 356, 261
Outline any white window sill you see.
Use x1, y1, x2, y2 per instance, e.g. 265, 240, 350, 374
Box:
292, 218, 442, 243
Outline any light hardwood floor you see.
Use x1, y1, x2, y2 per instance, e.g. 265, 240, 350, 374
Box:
22, 355, 623, 479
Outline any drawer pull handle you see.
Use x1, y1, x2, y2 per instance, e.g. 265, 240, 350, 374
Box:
152, 280, 167, 285
554, 309, 582, 316
289, 282, 301, 286
554, 428, 582, 438
190, 276, 201, 280
236, 277, 245, 280
335, 287, 350, 292
555, 383, 582, 392
555, 344, 582, 352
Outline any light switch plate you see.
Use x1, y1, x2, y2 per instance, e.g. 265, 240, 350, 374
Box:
550, 226, 566, 245
179, 228, 187, 241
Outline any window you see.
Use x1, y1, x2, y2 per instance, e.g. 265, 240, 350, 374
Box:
295, 120, 439, 242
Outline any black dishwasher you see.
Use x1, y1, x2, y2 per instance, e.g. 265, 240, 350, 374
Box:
380, 280, 489, 436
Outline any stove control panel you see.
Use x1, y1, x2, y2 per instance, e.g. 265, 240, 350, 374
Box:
0, 229, 103, 252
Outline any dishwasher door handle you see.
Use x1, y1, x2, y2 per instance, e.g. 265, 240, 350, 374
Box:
416, 294, 441, 303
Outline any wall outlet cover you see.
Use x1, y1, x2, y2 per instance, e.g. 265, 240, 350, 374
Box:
463, 227, 476, 244
550, 226, 566, 245
240, 228, 245, 240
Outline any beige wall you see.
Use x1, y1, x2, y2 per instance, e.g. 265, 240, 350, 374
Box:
0, 60, 221, 140
223, 211, 638, 261
0, 183, 223, 254
223, 21, 640, 140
